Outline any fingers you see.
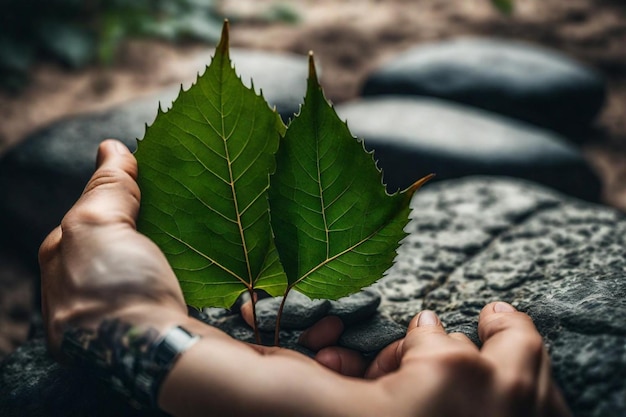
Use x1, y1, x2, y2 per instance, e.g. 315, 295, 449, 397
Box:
239, 294, 257, 329
240, 296, 346, 352
478, 302, 571, 416
62, 140, 140, 231
364, 339, 403, 379
367, 310, 478, 379
478, 302, 545, 383
448, 332, 475, 348
39, 226, 62, 267
242, 303, 369, 377
400, 310, 453, 357
298, 316, 370, 376
299, 316, 370, 377
547, 383, 573, 417
299, 316, 344, 351
539, 349, 573, 417
300, 313, 455, 380
314, 347, 368, 377
365, 311, 443, 379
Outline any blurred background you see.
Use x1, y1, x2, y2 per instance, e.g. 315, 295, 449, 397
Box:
1, 0, 625, 360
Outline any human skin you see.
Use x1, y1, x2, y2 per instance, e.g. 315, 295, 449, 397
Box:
39, 139, 572, 417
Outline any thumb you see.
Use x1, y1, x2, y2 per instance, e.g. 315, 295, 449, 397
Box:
62, 139, 140, 230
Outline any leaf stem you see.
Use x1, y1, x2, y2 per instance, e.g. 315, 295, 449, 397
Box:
274, 286, 292, 346
248, 288, 261, 345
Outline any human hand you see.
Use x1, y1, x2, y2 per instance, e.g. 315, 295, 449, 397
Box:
39, 139, 188, 355
38, 139, 361, 366
181, 298, 572, 416
365, 303, 572, 417
37, 139, 373, 373
249, 298, 572, 415
249, 300, 571, 417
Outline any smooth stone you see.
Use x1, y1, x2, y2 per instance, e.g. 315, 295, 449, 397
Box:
198, 308, 312, 355
338, 314, 405, 353
327, 289, 381, 325
335, 97, 601, 200
254, 291, 331, 332
208, 49, 308, 123
361, 37, 606, 135
0, 49, 309, 268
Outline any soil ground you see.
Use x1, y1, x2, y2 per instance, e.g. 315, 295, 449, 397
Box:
1, 0, 625, 360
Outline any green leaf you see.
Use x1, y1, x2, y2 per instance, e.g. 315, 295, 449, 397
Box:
269, 54, 431, 300
135, 22, 287, 309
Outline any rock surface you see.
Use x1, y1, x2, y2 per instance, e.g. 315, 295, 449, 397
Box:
0, 340, 161, 417
2, 176, 624, 417
361, 37, 606, 135
335, 97, 601, 199
255, 292, 331, 332
328, 289, 381, 325
0, 48, 309, 268
338, 314, 406, 353
382, 177, 626, 417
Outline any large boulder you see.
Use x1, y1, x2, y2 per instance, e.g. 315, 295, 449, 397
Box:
0, 49, 309, 267
381, 177, 626, 417
361, 38, 606, 136
335, 97, 601, 199
2, 177, 624, 417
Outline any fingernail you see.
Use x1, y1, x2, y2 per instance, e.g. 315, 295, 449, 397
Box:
114, 141, 129, 155
494, 302, 516, 313
417, 310, 438, 327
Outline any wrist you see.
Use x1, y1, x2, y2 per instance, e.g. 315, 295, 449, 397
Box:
60, 307, 201, 411
46, 298, 188, 356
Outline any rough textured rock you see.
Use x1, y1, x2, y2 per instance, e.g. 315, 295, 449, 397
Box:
0, 340, 161, 417
361, 38, 606, 135
335, 97, 600, 199
338, 314, 405, 353
0, 48, 309, 268
380, 177, 626, 417
2, 177, 624, 417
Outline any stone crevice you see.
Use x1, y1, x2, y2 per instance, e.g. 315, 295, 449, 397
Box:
421, 199, 562, 311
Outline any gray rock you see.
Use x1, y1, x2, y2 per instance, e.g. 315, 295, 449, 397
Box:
338, 314, 406, 353
184, 48, 309, 123
200, 308, 312, 355
0, 90, 170, 268
328, 289, 381, 325
361, 38, 606, 135
0, 48, 309, 268
255, 291, 331, 331
379, 177, 561, 325
0, 339, 158, 417
222, 49, 308, 123
2, 177, 624, 416
335, 97, 601, 199
378, 177, 626, 416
